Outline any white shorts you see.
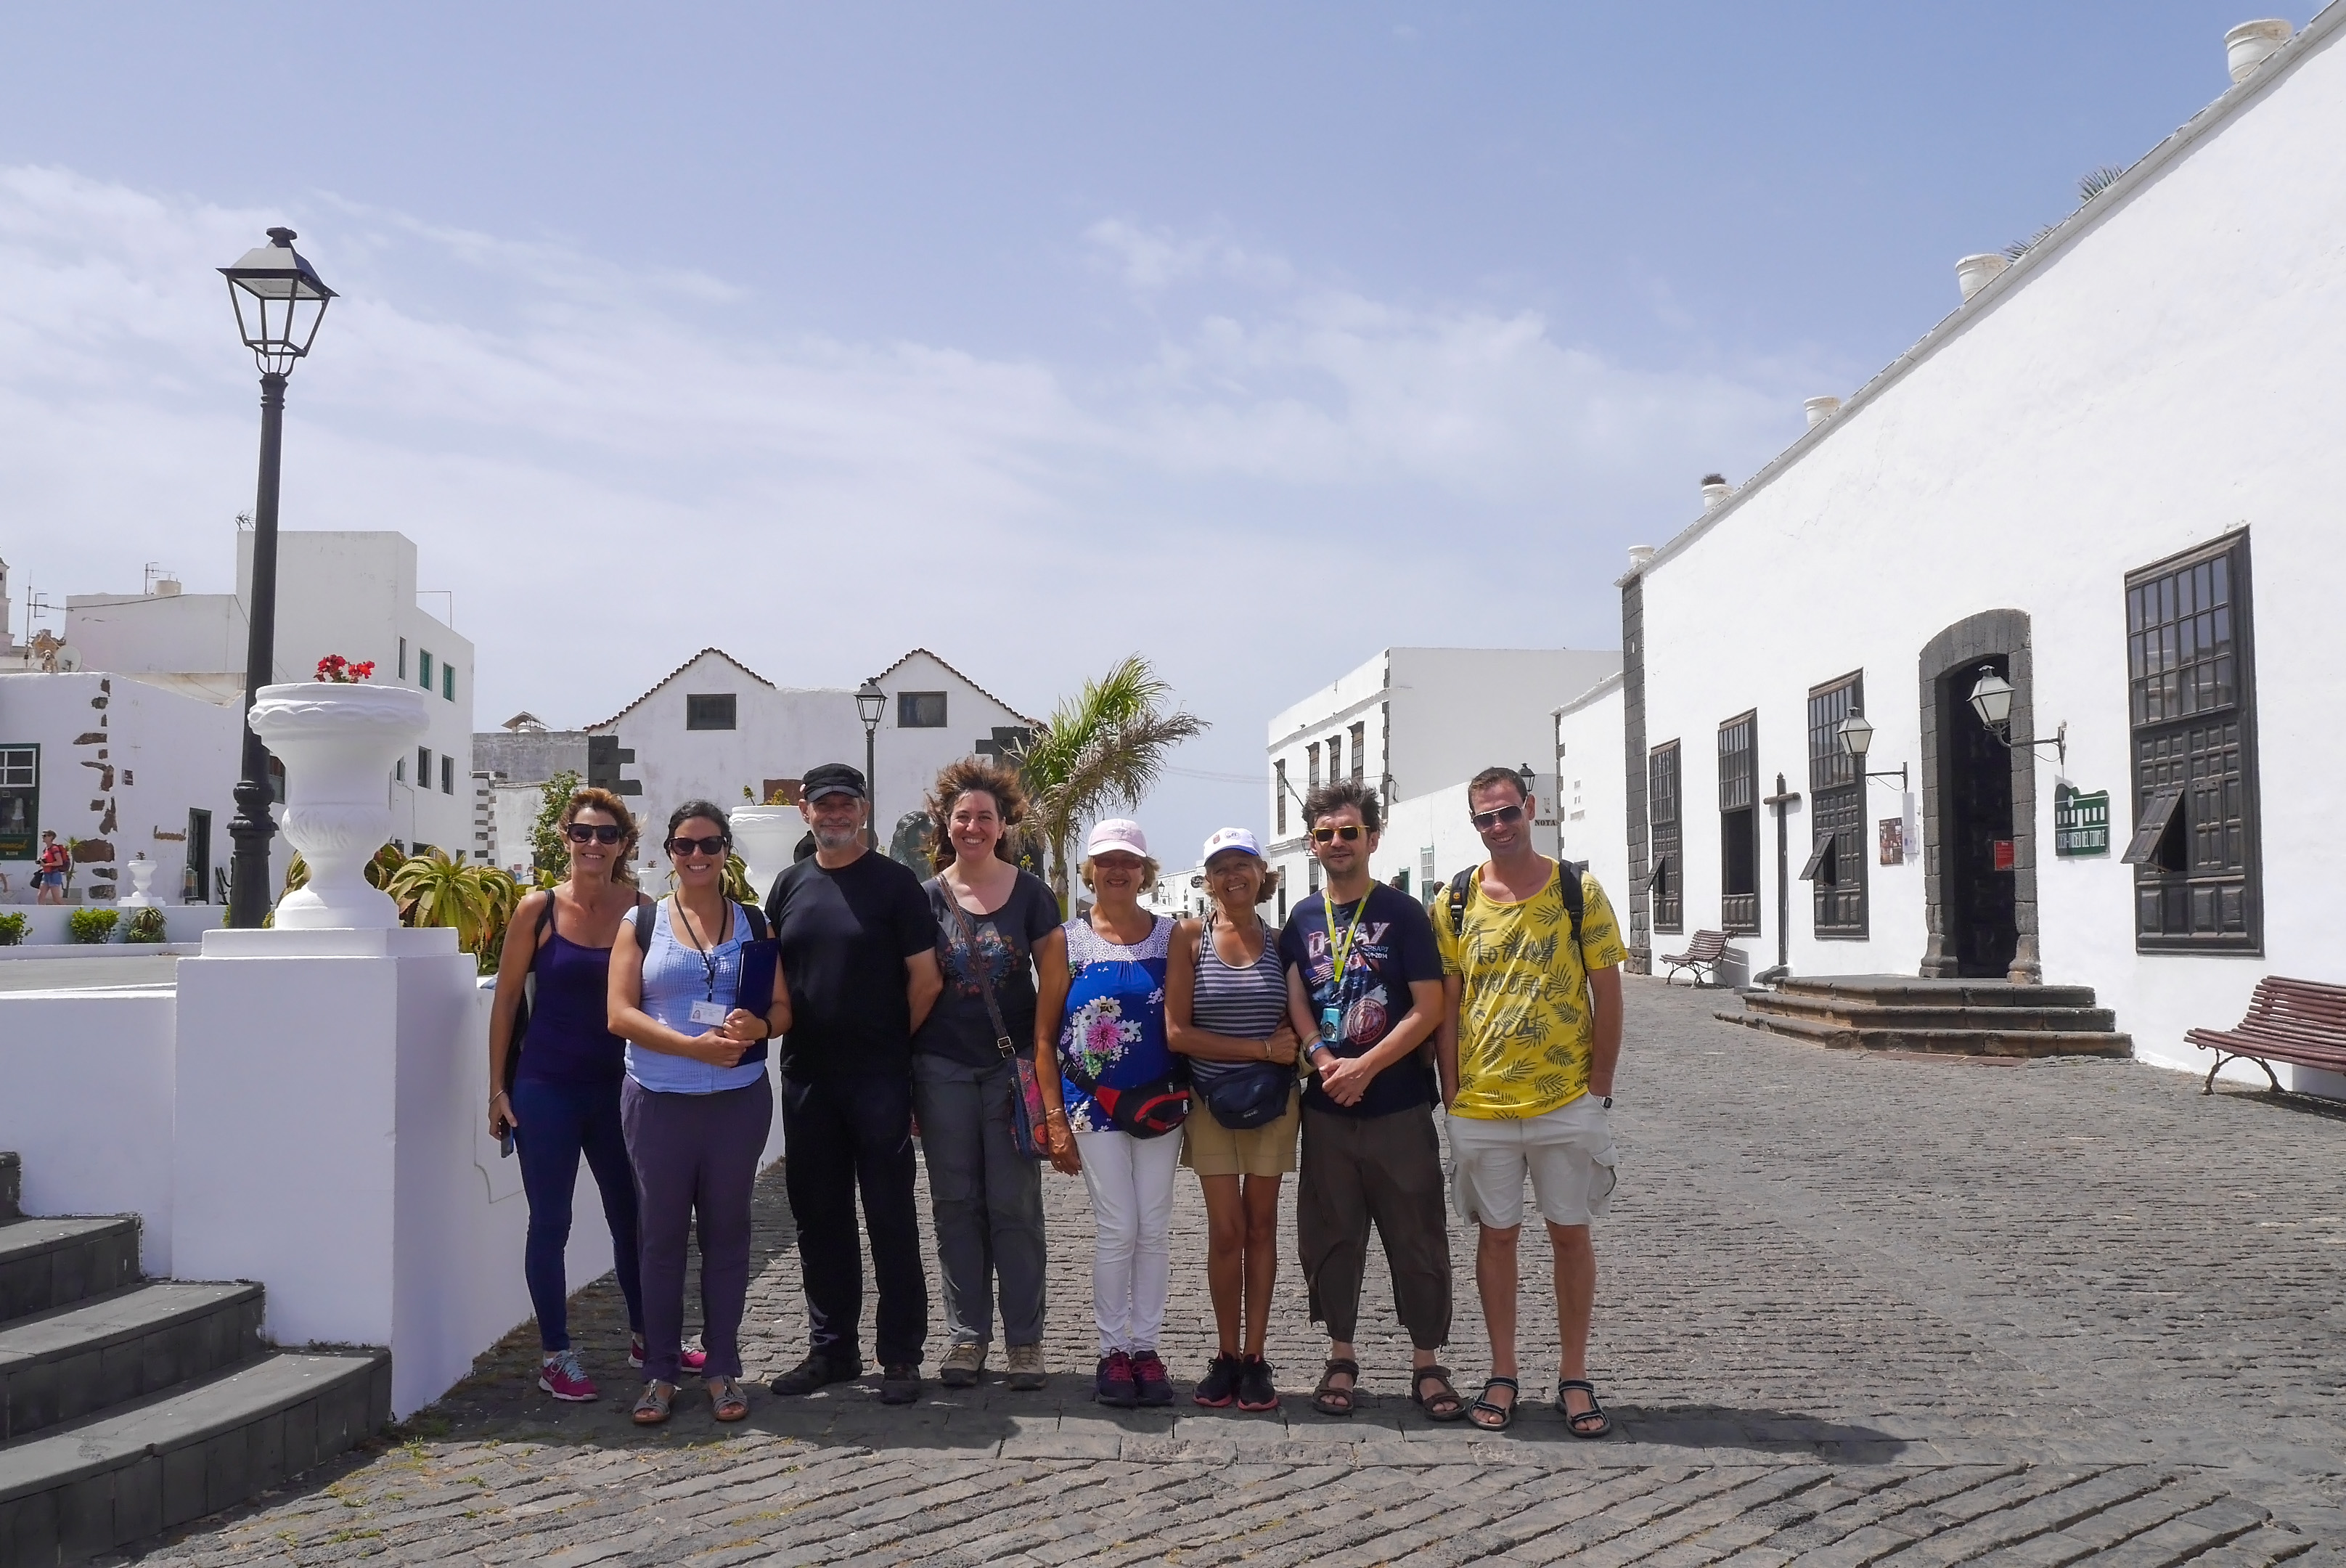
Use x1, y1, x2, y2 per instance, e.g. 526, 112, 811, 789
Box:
1446, 1095, 1617, 1230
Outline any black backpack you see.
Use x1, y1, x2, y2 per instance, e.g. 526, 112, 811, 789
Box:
1447, 859, 1585, 966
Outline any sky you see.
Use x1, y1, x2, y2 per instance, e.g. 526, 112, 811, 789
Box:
0, 1, 2305, 859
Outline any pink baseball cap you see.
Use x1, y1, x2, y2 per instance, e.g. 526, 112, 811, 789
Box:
1084, 818, 1150, 859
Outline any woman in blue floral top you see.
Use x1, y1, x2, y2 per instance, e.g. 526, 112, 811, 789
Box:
1034, 819, 1182, 1409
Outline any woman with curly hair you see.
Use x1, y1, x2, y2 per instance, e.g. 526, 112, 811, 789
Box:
912, 757, 1066, 1392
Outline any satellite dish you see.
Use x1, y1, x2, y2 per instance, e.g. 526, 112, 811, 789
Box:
53, 643, 82, 673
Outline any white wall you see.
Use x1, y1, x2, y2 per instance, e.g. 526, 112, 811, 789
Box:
0, 988, 178, 1273
1555, 675, 1629, 905
1631, 16, 2346, 1086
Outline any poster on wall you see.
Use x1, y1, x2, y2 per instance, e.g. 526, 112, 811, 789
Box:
1879, 817, 1904, 865
0, 743, 37, 860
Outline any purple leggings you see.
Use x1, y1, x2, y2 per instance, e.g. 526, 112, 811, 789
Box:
621, 1076, 772, 1382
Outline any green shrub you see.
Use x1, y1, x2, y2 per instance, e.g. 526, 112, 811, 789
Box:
68, 907, 119, 944
0, 912, 25, 946
124, 907, 168, 944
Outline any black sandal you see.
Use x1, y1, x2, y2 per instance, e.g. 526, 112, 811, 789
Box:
1410, 1364, 1466, 1422
1558, 1378, 1613, 1438
1468, 1375, 1519, 1432
1312, 1357, 1360, 1416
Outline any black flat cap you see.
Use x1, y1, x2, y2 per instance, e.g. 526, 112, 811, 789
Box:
802, 762, 868, 801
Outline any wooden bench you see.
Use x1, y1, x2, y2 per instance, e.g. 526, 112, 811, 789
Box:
1660, 930, 1729, 987
2185, 976, 2346, 1094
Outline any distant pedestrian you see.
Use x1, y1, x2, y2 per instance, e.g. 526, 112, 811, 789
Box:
487, 788, 661, 1403
1281, 780, 1464, 1421
608, 801, 789, 1426
1436, 767, 1627, 1437
1034, 820, 1187, 1409
1166, 827, 1298, 1411
764, 762, 942, 1406
36, 830, 67, 905
912, 758, 1064, 1393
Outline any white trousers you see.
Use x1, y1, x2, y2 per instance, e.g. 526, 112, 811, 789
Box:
1074, 1127, 1182, 1354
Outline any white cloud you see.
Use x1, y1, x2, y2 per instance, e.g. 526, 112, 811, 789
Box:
0, 166, 1828, 854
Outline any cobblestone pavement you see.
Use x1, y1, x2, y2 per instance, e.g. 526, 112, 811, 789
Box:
120, 977, 2346, 1564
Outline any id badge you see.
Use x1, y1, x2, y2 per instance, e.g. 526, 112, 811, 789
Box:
1319, 1005, 1343, 1043
689, 1000, 728, 1026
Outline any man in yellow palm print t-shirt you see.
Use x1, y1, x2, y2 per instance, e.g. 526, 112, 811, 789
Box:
1435, 767, 1625, 1438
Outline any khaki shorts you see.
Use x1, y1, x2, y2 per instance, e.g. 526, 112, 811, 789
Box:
1446, 1095, 1617, 1230
1180, 1087, 1301, 1178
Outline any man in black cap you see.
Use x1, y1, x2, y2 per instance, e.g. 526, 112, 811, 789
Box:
764, 761, 943, 1404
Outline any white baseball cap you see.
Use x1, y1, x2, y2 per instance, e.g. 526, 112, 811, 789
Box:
1201, 827, 1264, 863
1084, 818, 1150, 859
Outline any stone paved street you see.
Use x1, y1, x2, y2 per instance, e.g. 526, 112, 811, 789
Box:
118, 976, 2346, 1564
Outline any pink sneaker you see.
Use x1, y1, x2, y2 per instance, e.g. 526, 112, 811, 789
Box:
538, 1349, 598, 1402
629, 1335, 709, 1374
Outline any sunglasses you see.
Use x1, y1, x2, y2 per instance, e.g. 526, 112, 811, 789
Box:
666, 835, 729, 857
1309, 824, 1364, 844
1470, 804, 1527, 832
564, 822, 625, 845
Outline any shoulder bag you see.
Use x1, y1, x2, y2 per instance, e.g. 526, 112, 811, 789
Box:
1188, 912, 1297, 1131
932, 878, 1052, 1161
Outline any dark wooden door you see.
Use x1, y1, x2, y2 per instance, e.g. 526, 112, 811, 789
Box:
1943, 663, 2016, 977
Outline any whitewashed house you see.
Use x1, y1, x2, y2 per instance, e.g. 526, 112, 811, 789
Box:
589, 647, 1037, 885
63, 528, 478, 861
1264, 647, 1619, 920
1553, 670, 1630, 907
1619, 14, 2345, 1091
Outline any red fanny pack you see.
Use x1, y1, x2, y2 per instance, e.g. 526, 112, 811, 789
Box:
1068, 1072, 1190, 1140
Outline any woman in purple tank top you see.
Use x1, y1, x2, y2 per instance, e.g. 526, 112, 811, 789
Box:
488, 787, 666, 1404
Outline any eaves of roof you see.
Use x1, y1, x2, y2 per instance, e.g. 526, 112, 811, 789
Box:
585, 647, 778, 732
1619, 1, 2345, 589
872, 647, 1040, 727
1552, 669, 1625, 719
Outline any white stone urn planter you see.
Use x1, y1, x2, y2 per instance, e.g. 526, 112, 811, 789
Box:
249, 681, 430, 929
729, 805, 803, 906
121, 854, 160, 908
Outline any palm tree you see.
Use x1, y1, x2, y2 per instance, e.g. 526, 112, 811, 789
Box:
1012, 655, 1209, 907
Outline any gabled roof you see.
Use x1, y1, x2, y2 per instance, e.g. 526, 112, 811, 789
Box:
1626, 3, 2344, 584
586, 647, 777, 731
870, 647, 1039, 726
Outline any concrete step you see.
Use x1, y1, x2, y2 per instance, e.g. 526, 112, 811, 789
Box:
1775, 977, 2101, 1009
0, 1220, 140, 1325
0, 1283, 265, 1442
1741, 992, 2119, 1033
0, 1350, 390, 1564
0, 1155, 18, 1222
1719, 1008, 2133, 1058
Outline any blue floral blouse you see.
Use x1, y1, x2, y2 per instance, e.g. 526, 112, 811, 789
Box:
1055, 912, 1174, 1133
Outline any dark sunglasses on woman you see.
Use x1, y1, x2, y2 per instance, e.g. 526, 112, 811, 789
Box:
666, 835, 729, 857
565, 822, 626, 845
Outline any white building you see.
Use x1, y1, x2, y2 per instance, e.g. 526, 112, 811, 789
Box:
62, 529, 478, 860
1553, 671, 1630, 912
1619, 12, 2345, 1092
589, 647, 1037, 885
1264, 647, 1620, 920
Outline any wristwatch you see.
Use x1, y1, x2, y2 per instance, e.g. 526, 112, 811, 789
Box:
1599, 1095, 1614, 1108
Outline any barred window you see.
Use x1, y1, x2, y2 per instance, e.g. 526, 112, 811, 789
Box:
1648, 740, 1683, 934
1717, 711, 1759, 936
2125, 534, 2259, 951
1349, 722, 1365, 783
1805, 673, 1867, 937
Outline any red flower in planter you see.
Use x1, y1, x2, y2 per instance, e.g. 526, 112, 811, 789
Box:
314, 656, 377, 684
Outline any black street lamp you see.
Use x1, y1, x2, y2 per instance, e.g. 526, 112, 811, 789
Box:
856, 679, 886, 851
220, 228, 335, 928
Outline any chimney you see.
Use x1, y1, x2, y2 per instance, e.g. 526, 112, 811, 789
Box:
2226, 19, 2292, 83
1804, 396, 1842, 428
1627, 545, 1656, 571
1701, 474, 1731, 512
1957, 253, 2009, 301
154, 579, 182, 597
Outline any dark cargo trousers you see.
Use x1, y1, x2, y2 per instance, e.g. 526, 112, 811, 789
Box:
1296, 1103, 1452, 1349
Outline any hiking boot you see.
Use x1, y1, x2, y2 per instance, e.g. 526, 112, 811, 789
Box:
878, 1363, 923, 1405
1131, 1350, 1175, 1408
630, 1334, 708, 1375
1095, 1350, 1137, 1408
939, 1343, 986, 1389
1005, 1343, 1047, 1391
1237, 1355, 1280, 1413
770, 1353, 862, 1397
538, 1349, 598, 1402
1193, 1352, 1242, 1408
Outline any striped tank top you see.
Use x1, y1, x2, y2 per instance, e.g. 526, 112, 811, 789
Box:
1192, 912, 1288, 1039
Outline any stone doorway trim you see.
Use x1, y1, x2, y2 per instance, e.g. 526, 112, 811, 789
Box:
1918, 609, 2041, 984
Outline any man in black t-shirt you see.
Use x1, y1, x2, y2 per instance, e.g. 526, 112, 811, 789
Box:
1278, 780, 1462, 1423
764, 762, 944, 1405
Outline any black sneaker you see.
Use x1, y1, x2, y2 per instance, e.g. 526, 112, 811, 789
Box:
1131, 1350, 1175, 1408
769, 1353, 862, 1397
1236, 1355, 1279, 1413
878, 1363, 922, 1405
1095, 1351, 1137, 1408
1193, 1352, 1242, 1408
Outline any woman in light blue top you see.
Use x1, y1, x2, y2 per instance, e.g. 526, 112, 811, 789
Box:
609, 800, 790, 1426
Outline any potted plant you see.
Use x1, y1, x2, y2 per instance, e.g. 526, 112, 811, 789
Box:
0, 911, 26, 946
124, 907, 168, 944
249, 655, 428, 929
730, 785, 804, 907
68, 907, 119, 944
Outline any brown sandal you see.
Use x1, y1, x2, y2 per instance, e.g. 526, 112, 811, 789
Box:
632, 1381, 674, 1426
1312, 1357, 1360, 1416
1411, 1364, 1466, 1421
708, 1376, 749, 1422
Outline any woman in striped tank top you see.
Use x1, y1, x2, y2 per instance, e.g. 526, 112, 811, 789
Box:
1166, 827, 1303, 1412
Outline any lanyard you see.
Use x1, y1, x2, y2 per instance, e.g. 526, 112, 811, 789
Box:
1321, 893, 1368, 994
674, 897, 725, 1000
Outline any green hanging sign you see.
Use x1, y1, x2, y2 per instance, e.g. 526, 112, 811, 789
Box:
2055, 785, 2110, 857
